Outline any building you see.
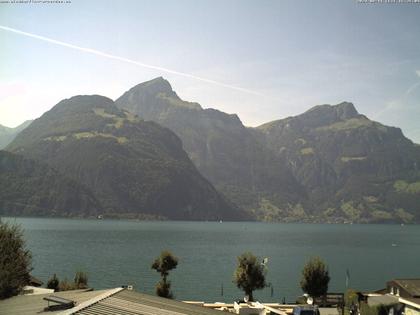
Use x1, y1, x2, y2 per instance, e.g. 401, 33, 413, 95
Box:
357, 279, 420, 315
0, 286, 330, 315
0, 287, 226, 315
385, 279, 420, 315
399, 297, 420, 315
387, 279, 420, 299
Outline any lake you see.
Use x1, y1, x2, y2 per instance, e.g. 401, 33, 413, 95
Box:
2, 217, 419, 302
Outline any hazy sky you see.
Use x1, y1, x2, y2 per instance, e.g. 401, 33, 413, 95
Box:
1, 0, 420, 142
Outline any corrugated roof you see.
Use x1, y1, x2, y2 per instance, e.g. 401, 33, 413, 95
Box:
0, 289, 112, 315
394, 279, 420, 297
74, 289, 225, 315
0, 288, 226, 315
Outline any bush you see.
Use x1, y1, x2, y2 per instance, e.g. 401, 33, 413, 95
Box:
47, 274, 60, 291
155, 280, 172, 299
58, 278, 76, 291
74, 271, 88, 289
0, 220, 32, 299
51, 271, 88, 291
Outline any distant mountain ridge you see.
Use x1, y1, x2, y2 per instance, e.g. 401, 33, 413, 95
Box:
3, 77, 419, 222
5, 94, 246, 220
0, 120, 32, 149
116, 78, 420, 223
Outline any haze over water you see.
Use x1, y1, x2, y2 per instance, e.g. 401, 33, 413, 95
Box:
4, 217, 419, 302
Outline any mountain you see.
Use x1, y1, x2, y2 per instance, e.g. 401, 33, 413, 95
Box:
256, 102, 420, 223
115, 77, 305, 216
0, 120, 32, 149
0, 150, 101, 216
116, 78, 420, 223
6, 95, 245, 220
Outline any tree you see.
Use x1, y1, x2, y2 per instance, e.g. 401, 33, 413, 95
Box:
151, 250, 178, 298
74, 271, 88, 289
47, 274, 60, 291
233, 252, 267, 302
0, 219, 32, 299
300, 257, 330, 298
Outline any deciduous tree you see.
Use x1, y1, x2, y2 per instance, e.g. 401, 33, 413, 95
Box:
300, 257, 330, 298
233, 252, 267, 302
152, 250, 178, 298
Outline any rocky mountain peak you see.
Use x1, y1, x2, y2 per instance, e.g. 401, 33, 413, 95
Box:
115, 77, 202, 116
334, 102, 359, 119
298, 101, 360, 129
127, 76, 179, 99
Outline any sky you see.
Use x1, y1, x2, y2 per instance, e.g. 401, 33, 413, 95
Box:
1, 0, 420, 142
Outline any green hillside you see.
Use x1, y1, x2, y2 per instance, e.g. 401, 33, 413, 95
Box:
256, 102, 420, 223
0, 150, 100, 216
7, 95, 246, 221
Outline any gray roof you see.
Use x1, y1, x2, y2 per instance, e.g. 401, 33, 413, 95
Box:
368, 295, 399, 306
0, 288, 225, 315
0, 289, 110, 315
394, 279, 420, 297
74, 289, 225, 315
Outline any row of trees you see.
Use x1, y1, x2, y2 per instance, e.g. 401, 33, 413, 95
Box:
232, 252, 330, 302
151, 250, 330, 302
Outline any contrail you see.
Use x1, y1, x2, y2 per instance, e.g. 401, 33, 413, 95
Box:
0, 25, 268, 98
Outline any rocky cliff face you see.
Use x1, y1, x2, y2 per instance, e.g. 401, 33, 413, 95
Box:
116, 78, 420, 223
116, 77, 305, 215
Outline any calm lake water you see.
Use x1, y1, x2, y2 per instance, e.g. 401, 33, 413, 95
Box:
2, 217, 420, 302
